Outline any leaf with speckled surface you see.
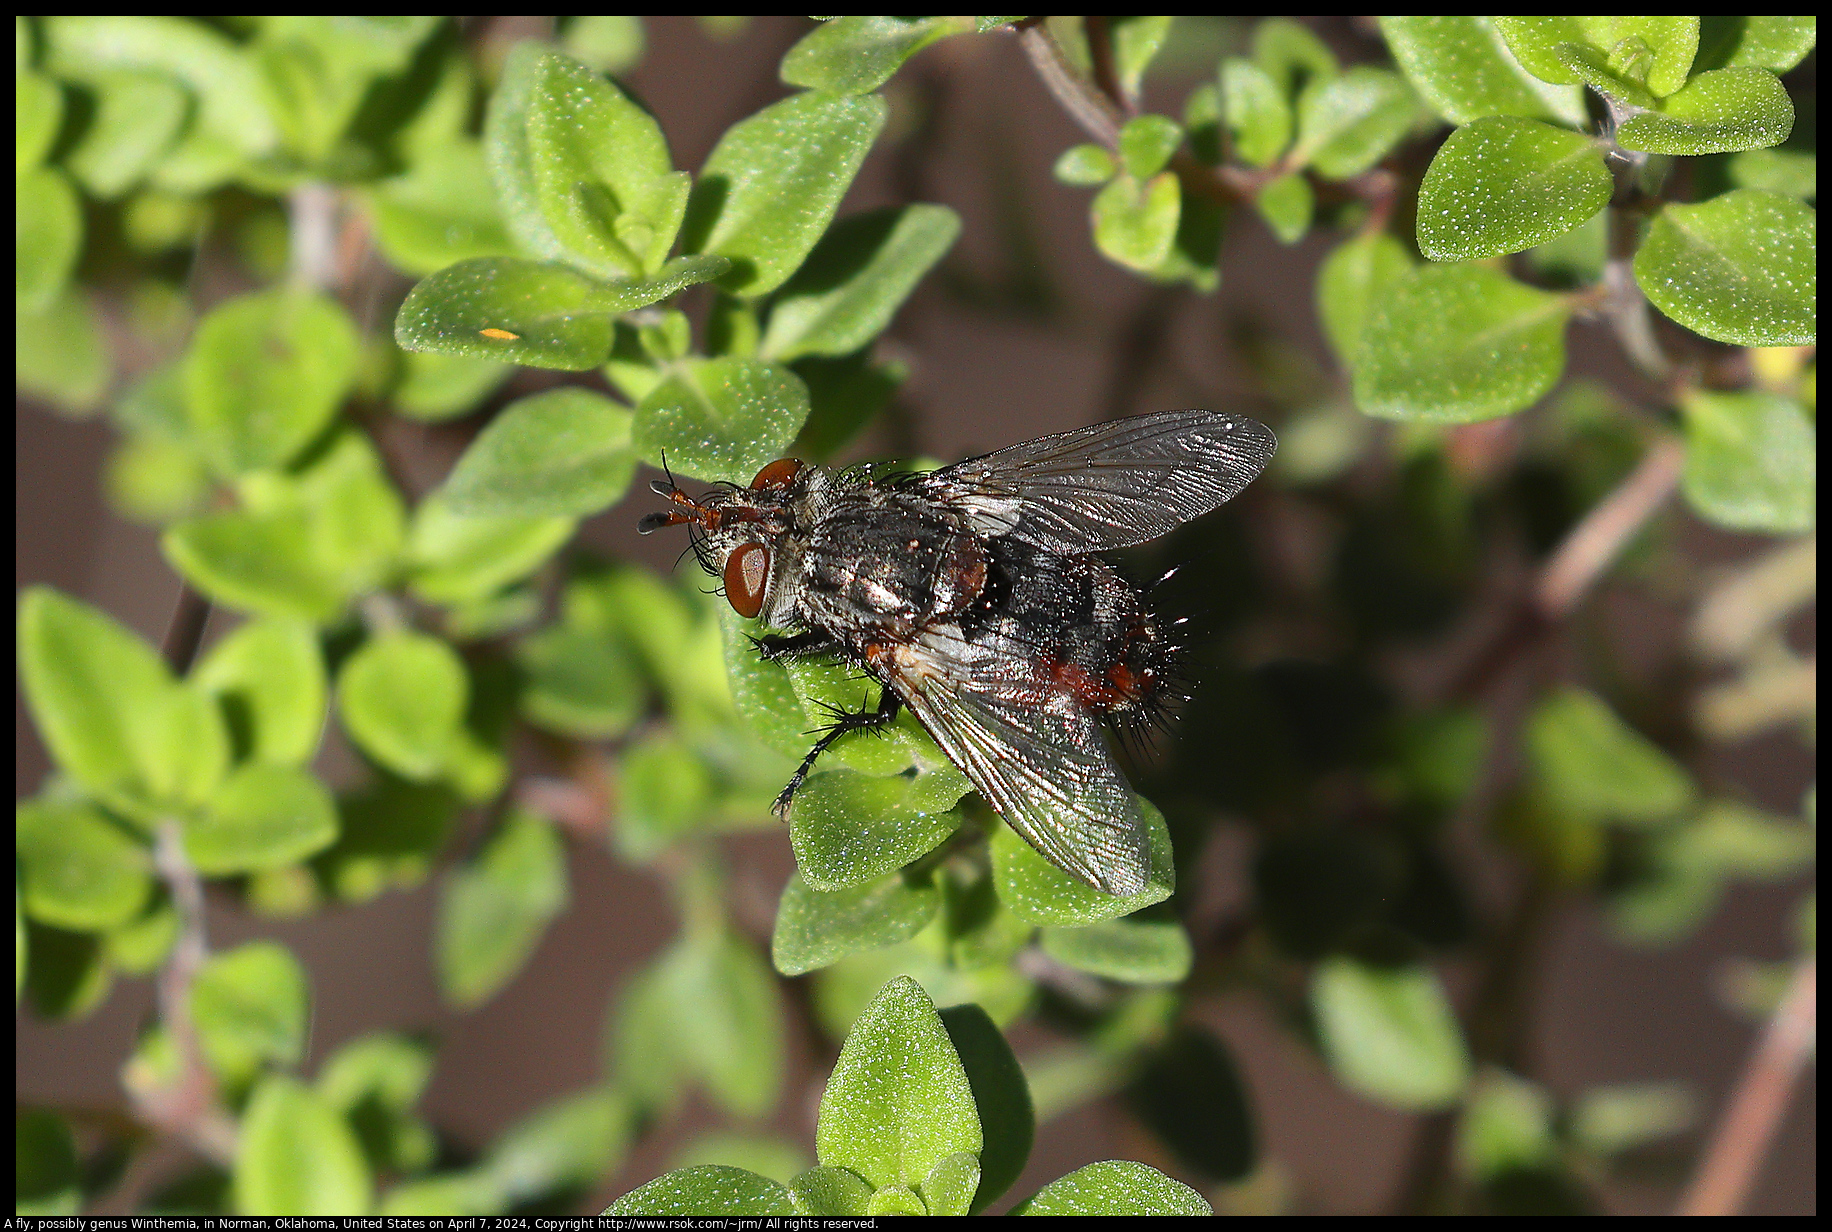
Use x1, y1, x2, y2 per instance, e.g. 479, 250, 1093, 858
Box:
630, 356, 810, 483
1354, 263, 1571, 423
604, 1165, 793, 1215
1633, 189, 1816, 347
1417, 116, 1610, 261
1010, 1159, 1210, 1215
816, 976, 982, 1190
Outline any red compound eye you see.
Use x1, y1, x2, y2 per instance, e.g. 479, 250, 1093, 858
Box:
723, 543, 770, 618
749, 458, 805, 490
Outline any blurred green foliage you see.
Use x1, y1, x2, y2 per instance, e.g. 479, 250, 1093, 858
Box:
16, 14, 1815, 1218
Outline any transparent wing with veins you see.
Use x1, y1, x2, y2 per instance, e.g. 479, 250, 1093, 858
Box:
870, 625, 1152, 896
916, 409, 1276, 554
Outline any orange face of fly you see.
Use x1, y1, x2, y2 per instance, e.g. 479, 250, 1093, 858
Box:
638, 458, 808, 618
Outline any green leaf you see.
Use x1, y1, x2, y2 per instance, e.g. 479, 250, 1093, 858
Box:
24, 920, 112, 1019
791, 350, 908, 460
391, 349, 513, 422
316, 1031, 438, 1175
671, 1133, 807, 1188
788, 1165, 875, 1215
187, 763, 339, 874
517, 623, 646, 740
759, 204, 961, 362
406, 495, 574, 605
1680, 390, 1815, 533
1012, 1160, 1210, 1215
164, 432, 405, 623
1458, 1069, 1556, 1178
1221, 57, 1292, 168
183, 290, 359, 476
1354, 263, 1571, 423
1110, 15, 1174, 98
16, 1108, 80, 1215
191, 940, 309, 1082
1728, 148, 1817, 200
606, 1166, 793, 1216
379, 1174, 503, 1217
436, 809, 568, 1009
1633, 189, 1815, 347
919, 1151, 981, 1218
939, 1002, 1033, 1212
772, 871, 941, 976
439, 386, 636, 517
1378, 16, 1586, 128
991, 797, 1174, 926
394, 254, 729, 370
1527, 687, 1695, 826
1310, 957, 1472, 1110
1417, 117, 1611, 261
631, 356, 811, 484
234, 1075, 373, 1216
1693, 16, 1818, 74
366, 141, 515, 277
17, 69, 64, 174
1091, 171, 1181, 272
780, 15, 966, 95
16, 166, 82, 312
1494, 17, 1699, 98
1127, 1027, 1256, 1182
1617, 67, 1795, 156
685, 91, 889, 297
613, 930, 784, 1120
523, 47, 687, 279
789, 770, 970, 892
17, 289, 111, 414
1316, 231, 1414, 365
45, 15, 277, 187
482, 1085, 630, 1204
1291, 67, 1420, 180
1252, 18, 1339, 97
1053, 143, 1117, 186
63, 69, 188, 198
1571, 1081, 1699, 1156
192, 617, 326, 766
16, 797, 153, 931
1253, 171, 1314, 244
1039, 917, 1193, 984
18, 587, 224, 812
336, 631, 468, 781
1117, 114, 1183, 182
562, 14, 646, 74
817, 976, 982, 1189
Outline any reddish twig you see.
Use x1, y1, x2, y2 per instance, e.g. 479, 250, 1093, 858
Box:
1534, 434, 1684, 619
1675, 957, 1817, 1216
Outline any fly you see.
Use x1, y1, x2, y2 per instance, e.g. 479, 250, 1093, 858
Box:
639, 409, 1276, 895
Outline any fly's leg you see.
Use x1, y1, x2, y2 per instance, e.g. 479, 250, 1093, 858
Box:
772, 690, 904, 818
750, 630, 841, 661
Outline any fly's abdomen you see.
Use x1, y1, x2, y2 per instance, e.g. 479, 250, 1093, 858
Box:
984, 544, 1172, 722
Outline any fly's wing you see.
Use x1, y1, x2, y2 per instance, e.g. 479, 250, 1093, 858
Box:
872, 626, 1152, 896
916, 409, 1276, 554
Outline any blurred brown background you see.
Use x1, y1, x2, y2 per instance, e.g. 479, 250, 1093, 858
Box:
16, 16, 1813, 1215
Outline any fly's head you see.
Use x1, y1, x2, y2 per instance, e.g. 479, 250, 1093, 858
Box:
638, 457, 812, 623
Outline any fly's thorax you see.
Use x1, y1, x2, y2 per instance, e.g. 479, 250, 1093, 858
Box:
798, 489, 990, 637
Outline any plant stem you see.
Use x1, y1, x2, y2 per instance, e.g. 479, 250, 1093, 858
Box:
160, 582, 212, 675
1534, 435, 1684, 619
142, 820, 237, 1166
1675, 956, 1817, 1216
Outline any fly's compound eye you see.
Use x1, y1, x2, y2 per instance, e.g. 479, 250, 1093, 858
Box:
723, 542, 770, 618
749, 458, 805, 490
